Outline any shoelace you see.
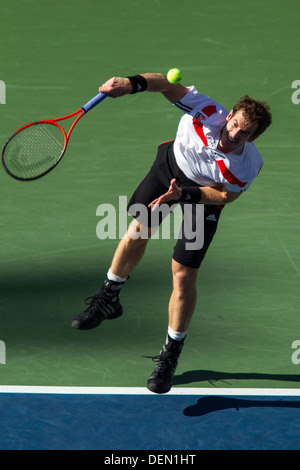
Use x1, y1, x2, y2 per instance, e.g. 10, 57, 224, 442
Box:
82, 296, 104, 316
84, 295, 104, 306
84, 289, 118, 306
83, 292, 119, 319
143, 354, 177, 371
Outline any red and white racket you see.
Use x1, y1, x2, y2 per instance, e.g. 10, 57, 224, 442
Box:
1, 92, 107, 181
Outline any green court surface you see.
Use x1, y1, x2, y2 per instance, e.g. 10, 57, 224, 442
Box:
0, 0, 300, 392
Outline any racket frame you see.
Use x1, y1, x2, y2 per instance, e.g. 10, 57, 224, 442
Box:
1, 92, 107, 181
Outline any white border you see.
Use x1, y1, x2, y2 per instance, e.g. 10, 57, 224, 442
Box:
0, 386, 300, 396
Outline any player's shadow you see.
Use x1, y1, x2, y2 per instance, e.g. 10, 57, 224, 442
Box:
175, 370, 300, 417
173, 369, 300, 387
183, 395, 300, 417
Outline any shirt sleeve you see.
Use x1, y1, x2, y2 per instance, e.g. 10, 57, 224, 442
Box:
174, 86, 228, 124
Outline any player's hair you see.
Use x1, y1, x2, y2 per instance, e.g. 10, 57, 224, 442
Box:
232, 95, 272, 137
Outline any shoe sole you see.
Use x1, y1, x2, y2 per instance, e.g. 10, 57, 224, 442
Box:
146, 375, 173, 394
146, 381, 172, 394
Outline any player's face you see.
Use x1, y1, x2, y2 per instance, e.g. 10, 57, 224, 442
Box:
219, 109, 258, 153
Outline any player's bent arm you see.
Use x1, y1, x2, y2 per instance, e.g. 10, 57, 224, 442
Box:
198, 186, 242, 205
180, 183, 242, 205
150, 180, 242, 210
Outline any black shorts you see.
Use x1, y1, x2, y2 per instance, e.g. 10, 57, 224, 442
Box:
127, 141, 224, 269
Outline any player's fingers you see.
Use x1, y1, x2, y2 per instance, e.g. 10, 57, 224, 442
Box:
169, 178, 182, 199
99, 77, 132, 97
148, 198, 160, 209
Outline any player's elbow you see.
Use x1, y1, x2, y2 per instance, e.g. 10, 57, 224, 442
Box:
222, 191, 240, 204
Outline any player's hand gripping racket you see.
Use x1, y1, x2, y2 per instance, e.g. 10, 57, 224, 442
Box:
1, 92, 107, 181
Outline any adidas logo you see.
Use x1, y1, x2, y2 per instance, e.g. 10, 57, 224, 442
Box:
206, 214, 217, 222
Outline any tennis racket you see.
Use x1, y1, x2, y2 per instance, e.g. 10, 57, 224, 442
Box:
1, 91, 108, 181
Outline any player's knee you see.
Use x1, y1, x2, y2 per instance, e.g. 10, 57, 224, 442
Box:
172, 261, 198, 292
126, 219, 152, 243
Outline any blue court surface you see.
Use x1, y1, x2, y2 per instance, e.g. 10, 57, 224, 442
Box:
1, 387, 300, 450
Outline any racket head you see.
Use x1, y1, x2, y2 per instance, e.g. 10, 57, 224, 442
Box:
2, 121, 68, 181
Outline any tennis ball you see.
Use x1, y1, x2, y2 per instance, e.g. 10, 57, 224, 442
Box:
167, 68, 182, 84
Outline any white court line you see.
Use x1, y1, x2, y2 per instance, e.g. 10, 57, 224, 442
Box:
0, 386, 300, 396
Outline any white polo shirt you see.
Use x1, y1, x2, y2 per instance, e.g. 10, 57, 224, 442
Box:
173, 86, 263, 192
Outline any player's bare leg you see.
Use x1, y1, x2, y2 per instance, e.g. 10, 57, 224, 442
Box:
147, 259, 198, 394
168, 259, 198, 332
110, 219, 152, 279
72, 219, 151, 330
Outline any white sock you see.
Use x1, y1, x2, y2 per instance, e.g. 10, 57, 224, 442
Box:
107, 268, 127, 284
168, 326, 186, 342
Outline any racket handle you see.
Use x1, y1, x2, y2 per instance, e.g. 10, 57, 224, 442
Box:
82, 92, 107, 113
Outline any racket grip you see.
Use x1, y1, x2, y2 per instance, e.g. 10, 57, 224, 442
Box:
82, 92, 107, 113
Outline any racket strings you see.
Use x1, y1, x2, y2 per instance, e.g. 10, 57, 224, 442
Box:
3, 122, 66, 179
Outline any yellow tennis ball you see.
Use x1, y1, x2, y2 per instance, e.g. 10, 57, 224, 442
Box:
167, 68, 182, 84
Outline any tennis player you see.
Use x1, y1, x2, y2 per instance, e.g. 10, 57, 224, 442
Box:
71, 73, 272, 394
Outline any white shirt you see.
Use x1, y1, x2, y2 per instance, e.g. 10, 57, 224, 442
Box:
173, 87, 263, 192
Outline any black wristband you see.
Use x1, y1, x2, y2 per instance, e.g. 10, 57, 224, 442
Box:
127, 75, 148, 94
180, 186, 202, 203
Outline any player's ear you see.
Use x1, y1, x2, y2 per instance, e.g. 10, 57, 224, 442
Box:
226, 110, 233, 122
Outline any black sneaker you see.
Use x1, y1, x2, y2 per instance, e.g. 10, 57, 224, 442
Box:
71, 279, 123, 330
146, 336, 185, 394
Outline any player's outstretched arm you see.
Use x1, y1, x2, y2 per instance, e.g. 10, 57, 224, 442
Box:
99, 73, 189, 103
141, 73, 189, 103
